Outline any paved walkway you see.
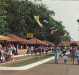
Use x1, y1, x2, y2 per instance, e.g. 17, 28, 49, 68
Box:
0, 56, 79, 75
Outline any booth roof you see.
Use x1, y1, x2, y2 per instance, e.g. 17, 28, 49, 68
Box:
27, 38, 46, 45
58, 41, 71, 46
43, 40, 55, 46
6, 34, 28, 44
0, 35, 10, 41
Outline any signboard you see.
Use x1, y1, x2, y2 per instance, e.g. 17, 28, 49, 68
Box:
72, 41, 76, 43
27, 33, 33, 38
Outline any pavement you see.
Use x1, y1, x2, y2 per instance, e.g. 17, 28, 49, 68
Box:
0, 53, 79, 75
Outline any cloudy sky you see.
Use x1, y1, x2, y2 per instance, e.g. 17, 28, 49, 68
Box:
29, 0, 79, 41
33, 0, 79, 41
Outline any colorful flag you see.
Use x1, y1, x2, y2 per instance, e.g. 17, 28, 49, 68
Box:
50, 26, 55, 30
34, 16, 43, 28
62, 33, 68, 36
37, 20, 43, 27
57, 32, 61, 39
42, 20, 48, 23
51, 30, 57, 35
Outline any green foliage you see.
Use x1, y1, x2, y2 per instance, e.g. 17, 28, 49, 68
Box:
0, 0, 69, 44
77, 19, 79, 23
0, 1, 8, 35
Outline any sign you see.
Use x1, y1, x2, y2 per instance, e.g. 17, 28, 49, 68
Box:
72, 41, 76, 43
27, 33, 33, 38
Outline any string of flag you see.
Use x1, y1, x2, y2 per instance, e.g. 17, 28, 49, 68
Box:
34, 16, 70, 40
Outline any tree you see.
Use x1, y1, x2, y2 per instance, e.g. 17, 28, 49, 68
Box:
0, 1, 8, 35
1, 0, 69, 44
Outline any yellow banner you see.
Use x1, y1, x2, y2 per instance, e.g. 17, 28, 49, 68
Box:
72, 41, 76, 43
36, 16, 39, 21
27, 33, 33, 38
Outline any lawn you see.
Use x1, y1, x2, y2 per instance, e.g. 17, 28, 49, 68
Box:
0, 54, 54, 67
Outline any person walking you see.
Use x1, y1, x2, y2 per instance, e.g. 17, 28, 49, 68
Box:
0, 44, 4, 63
76, 47, 79, 65
12, 44, 16, 61
30, 46, 33, 55
7, 44, 13, 61
42, 46, 44, 55
54, 45, 60, 64
27, 46, 30, 56
71, 47, 76, 64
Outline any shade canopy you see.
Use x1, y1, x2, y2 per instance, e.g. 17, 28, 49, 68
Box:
0, 35, 10, 41
58, 41, 70, 47
43, 40, 55, 46
6, 34, 28, 44
27, 38, 46, 45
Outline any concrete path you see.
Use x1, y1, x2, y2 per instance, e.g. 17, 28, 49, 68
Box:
0, 56, 79, 75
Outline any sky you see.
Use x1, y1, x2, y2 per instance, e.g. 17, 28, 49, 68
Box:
31, 0, 79, 41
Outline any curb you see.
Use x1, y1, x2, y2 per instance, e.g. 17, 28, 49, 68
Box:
0, 52, 69, 70
0, 56, 55, 70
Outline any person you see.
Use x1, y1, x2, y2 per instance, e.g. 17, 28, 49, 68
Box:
7, 44, 13, 61
76, 47, 79, 65
62, 47, 66, 54
63, 53, 68, 64
42, 46, 44, 55
26, 46, 30, 56
12, 44, 16, 61
0, 44, 4, 63
45, 46, 48, 55
12, 44, 16, 55
38, 46, 42, 56
30, 46, 33, 55
54, 45, 60, 64
34, 46, 37, 56
71, 47, 76, 64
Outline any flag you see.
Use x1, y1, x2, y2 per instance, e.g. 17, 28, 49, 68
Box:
62, 33, 68, 36
34, 16, 39, 21
57, 32, 61, 39
50, 26, 55, 30
34, 16, 43, 28
37, 20, 43, 27
42, 20, 48, 23
51, 30, 57, 35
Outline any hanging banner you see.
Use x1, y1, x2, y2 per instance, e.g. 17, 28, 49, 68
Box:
27, 33, 33, 38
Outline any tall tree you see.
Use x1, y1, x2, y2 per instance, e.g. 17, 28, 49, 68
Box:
0, 1, 7, 35
1, 0, 69, 44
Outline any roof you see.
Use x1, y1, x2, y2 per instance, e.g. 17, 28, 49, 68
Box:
27, 38, 46, 45
6, 34, 28, 44
58, 41, 71, 46
43, 40, 55, 46
76, 41, 79, 46
0, 35, 10, 41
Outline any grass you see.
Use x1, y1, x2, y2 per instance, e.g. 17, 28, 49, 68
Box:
0, 54, 54, 67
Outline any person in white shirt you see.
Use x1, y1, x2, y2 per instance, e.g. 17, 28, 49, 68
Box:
7, 44, 13, 61
30, 46, 33, 55
76, 47, 79, 65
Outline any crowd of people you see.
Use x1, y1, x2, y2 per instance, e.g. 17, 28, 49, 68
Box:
0, 44, 16, 63
1, 43, 79, 65
26, 46, 52, 56
0, 44, 53, 63
54, 45, 79, 65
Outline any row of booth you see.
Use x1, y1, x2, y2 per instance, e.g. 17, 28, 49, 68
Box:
0, 34, 55, 55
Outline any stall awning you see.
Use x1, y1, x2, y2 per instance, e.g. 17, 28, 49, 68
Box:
0, 35, 10, 41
